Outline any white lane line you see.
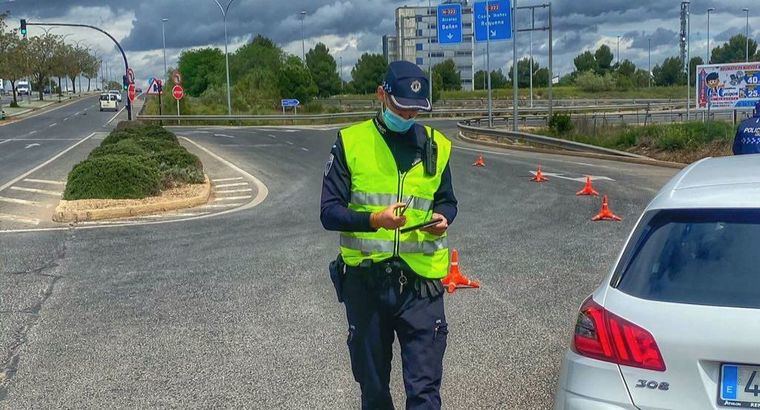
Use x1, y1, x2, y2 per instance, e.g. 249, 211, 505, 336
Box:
212, 177, 243, 182
63, 117, 69, 122
0, 133, 94, 193
215, 188, 253, 194
215, 182, 248, 188
0, 196, 43, 206
105, 105, 127, 125
215, 133, 235, 138
284, 130, 298, 133
49, 123, 57, 127
0, 139, 10, 146
268, 134, 277, 139
10, 186, 61, 196
529, 171, 615, 182
24, 143, 40, 149
300, 147, 309, 151
454, 143, 615, 170
214, 195, 252, 201
28, 130, 37, 135
286, 141, 294, 145
200, 203, 244, 209
0, 213, 40, 226
23, 178, 65, 185
136, 212, 211, 219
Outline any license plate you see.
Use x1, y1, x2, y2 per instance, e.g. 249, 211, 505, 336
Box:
720, 364, 760, 408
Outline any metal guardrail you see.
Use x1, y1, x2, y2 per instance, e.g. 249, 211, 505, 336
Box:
457, 119, 647, 158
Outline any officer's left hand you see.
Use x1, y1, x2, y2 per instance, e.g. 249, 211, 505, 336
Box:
422, 213, 448, 236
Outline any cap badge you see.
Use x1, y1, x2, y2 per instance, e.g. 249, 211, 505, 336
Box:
411, 80, 422, 93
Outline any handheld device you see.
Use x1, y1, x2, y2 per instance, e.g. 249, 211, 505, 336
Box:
399, 218, 443, 234
399, 196, 414, 216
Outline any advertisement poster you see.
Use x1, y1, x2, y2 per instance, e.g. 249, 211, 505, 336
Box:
696, 62, 760, 111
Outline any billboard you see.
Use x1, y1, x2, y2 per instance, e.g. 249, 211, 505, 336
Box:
696, 62, 760, 111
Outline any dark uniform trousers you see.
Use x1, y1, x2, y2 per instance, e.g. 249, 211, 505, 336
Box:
342, 261, 448, 410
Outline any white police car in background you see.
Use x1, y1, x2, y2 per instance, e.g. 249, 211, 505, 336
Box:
555, 154, 760, 410
108, 89, 122, 102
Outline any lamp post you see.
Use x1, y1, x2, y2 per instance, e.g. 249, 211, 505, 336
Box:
743, 8, 750, 63
617, 35, 620, 66
213, 0, 237, 115
300, 11, 307, 61
162, 18, 168, 81
706, 7, 714, 63
648, 38, 652, 88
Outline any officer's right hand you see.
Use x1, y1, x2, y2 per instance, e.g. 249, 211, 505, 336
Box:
370, 203, 408, 230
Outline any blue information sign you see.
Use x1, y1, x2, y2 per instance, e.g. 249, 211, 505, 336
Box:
437, 4, 462, 45
281, 99, 300, 107
474, 0, 512, 42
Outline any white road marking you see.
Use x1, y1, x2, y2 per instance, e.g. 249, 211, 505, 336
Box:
212, 177, 243, 182
301, 147, 309, 151
0, 133, 95, 193
284, 130, 298, 133
215, 182, 248, 188
0, 213, 40, 226
214, 195, 252, 201
49, 123, 57, 127
0, 139, 10, 146
200, 203, 244, 209
28, 130, 37, 135
0, 196, 43, 206
286, 141, 294, 145
10, 186, 61, 196
215, 188, 253, 194
25, 143, 41, 149
529, 171, 615, 182
136, 212, 211, 219
215, 133, 235, 138
268, 134, 277, 139
63, 117, 69, 121
23, 178, 65, 185
105, 105, 127, 125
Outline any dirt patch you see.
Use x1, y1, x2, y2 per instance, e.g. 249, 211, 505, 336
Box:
628, 140, 732, 163
53, 176, 211, 223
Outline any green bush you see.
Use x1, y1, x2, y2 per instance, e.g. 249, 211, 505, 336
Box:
88, 139, 148, 159
549, 113, 574, 135
576, 71, 616, 92
64, 155, 161, 200
152, 148, 204, 187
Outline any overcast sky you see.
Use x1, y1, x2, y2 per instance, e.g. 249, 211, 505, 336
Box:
3, 0, 759, 86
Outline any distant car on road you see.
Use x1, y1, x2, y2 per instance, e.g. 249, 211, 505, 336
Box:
16, 81, 30, 96
555, 154, 760, 410
108, 89, 122, 103
99, 93, 118, 112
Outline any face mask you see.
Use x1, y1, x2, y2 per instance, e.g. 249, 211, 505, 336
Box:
382, 106, 415, 133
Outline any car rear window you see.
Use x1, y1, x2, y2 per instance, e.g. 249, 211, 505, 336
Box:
100, 95, 109, 101
613, 209, 760, 309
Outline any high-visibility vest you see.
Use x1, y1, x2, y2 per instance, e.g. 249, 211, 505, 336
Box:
339, 119, 452, 279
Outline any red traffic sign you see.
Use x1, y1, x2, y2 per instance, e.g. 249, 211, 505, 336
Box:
128, 84, 136, 102
172, 85, 184, 100
127, 68, 135, 84
172, 70, 182, 85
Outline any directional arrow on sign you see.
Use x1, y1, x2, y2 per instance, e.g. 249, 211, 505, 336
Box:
447, 33, 454, 40
491, 30, 497, 37
529, 171, 616, 183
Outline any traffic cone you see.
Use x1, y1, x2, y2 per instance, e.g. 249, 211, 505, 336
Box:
576, 176, 599, 196
442, 249, 480, 294
592, 195, 622, 222
472, 154, 486, 167
531, 165, 548, 182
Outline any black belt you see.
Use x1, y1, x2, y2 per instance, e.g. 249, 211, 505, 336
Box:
347, 259, 444, 298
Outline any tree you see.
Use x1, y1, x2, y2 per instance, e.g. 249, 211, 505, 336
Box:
710, 35, 759, 64
594, 45, 614, 74
81, 53, 100, 92
689, 56, 704, 86
617, 59, 636, 78
474, 69, 507, 90
177, 48, 225, 97
230, 35, 282, 83
277, 55, 318, 104
508, 58, 541, 88
632, 69, 651, 88
305, 43, 341, 98
0, 14, 28, 106
351, 53, 387, 94
653, 56, 686, 86
534, 67, 549, 87
27, 34, 58, 101
573, 50, 597, 73
432, 59, 461, 91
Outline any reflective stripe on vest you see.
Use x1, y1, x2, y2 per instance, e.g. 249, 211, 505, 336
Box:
338, 119, 452, 279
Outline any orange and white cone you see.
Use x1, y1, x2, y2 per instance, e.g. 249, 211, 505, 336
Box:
441, 249, 480, 294
592, 195, 622, 222
531, 165, 548, 182
473, 154, 486, 167
576, 176, 600, 196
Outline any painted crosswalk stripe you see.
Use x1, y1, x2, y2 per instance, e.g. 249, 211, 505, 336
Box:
200, 203, 243, 209
0, 196, 43, 206
23, 178, 65, 186
0, 213, 41, 225
215, 182, 248, 188
212, 177, 243, 182
215, 188, 253, 194
214, 195, 252, 201
9, 186, 61, 196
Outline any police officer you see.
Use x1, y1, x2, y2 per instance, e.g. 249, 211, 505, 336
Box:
733, 101, 760, 155
321, 61, 457, 409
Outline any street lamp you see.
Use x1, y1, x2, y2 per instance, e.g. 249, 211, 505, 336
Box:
616, 35, 620, 66
706, 7, 715, 63
648, 38, 652, 88
162, 18, 168, 81
213, 0, 237, 115
300, 11, 307, 61
743, 8, 750, 63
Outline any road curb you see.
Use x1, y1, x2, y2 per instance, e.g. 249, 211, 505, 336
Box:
52, 175, 212, 223
457, 132, 687, 169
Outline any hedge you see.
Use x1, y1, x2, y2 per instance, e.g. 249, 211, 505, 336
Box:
63, 155, 161, 200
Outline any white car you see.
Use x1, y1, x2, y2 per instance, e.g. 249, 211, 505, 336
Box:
16, 81, 30, 96
555, 154, 760, 410
108, 90, 122, 102
99, 93, 118, 111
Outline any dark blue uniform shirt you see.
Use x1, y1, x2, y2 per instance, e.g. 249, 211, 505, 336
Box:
320, 116, 458, 232
733, 116, 760, 155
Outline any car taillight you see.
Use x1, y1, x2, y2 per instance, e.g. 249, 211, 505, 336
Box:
572, 297, 666, 372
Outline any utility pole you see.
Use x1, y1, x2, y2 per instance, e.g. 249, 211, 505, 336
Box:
529, 7, 534, 108
428, 0, 433, 108
300, 11, 307, 61
512, 0, 518, 131
648, 38, 652, 88
486, 0, 492, 127
744, 8, 750, 63
162, 18, 168, 81
616, 35, 620, 66
212, 0, 237, 116
707, 8, 714, 63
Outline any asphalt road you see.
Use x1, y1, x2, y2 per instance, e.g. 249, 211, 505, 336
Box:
0, 118, 678, 408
